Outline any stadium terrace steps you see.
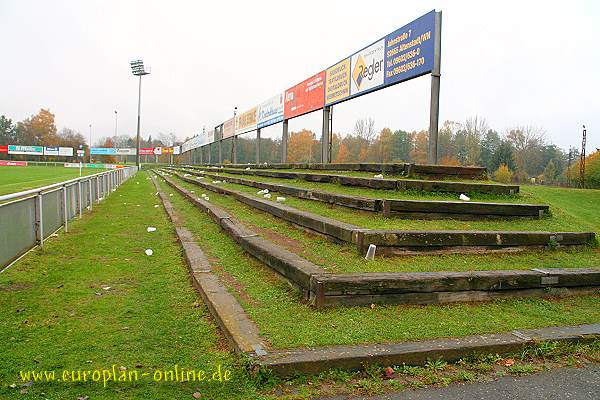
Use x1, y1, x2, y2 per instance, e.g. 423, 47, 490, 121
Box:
189, 165, 519, 195
175, 167, 548, 219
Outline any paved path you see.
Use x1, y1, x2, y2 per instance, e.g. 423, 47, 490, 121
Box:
320, 365, 600, 400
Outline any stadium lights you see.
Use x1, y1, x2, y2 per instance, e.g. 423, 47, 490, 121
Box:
130, 59, 151, 168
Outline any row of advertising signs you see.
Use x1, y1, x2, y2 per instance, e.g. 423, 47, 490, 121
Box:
90, 147, 181, 156
180, 10, 437, 154
0, 145, 181, 157
0, 145, 74, 156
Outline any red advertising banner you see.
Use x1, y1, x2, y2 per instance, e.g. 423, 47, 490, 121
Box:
0, 160, 27, 166
284, 71, 326, 120
139, 148, 154, 155
0, 145, 8, 153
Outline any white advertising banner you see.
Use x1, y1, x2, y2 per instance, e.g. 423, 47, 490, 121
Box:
44, 147, 59, 156
59, 147, 74, 156
257, 93, 284, 128
350, 38, 385, 96
115, 148, 136, 155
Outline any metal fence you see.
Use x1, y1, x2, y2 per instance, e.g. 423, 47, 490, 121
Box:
0, 167, 138, 270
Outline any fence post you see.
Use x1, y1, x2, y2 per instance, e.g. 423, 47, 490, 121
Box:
96, 177, 100, 203
78, 181, 83, 218
88, 179, 93, 211
62, 186, 68, 233
35, 193, 44, 249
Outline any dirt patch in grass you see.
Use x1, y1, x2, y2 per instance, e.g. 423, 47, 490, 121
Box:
253, 225, 306, 255
0, 282, 32, 292
210, 262, 258, 307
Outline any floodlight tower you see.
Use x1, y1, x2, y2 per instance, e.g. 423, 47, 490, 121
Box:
130, 59, 150, 168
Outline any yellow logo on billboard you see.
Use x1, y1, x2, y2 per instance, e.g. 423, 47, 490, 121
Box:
352, 55, 366, 89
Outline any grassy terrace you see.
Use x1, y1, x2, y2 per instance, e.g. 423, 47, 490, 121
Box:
174, 169, 600, 233
166, 173, 600, 273
184, 168, 522, 203
0, 173, 261, 399
0, 165, 106, 195
155, 174, 600, 349
197, 166, 493, 183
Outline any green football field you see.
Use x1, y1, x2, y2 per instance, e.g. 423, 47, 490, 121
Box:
0, 165, 106, 196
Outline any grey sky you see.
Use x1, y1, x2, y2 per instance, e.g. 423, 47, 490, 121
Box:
1, 0, 598, 151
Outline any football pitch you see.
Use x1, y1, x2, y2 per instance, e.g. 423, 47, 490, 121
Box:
0, 165, 106, 195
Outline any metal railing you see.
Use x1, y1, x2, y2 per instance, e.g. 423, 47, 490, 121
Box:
0, 167, 138, 270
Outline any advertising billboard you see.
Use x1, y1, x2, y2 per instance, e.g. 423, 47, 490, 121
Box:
44, 147, 59, 156
90, 147, 117, 155
384, 10, 436, 86
325, 10, 436, 105
325, 59, 350, 105
284, 71, 325, 120
257, 93, 284, 128
350, 39, 385, 96
236, 107, 257, 134
139, 148, 155, 155
59, 147, 74, 156
0, 145, 7, 153
8, 145, 44, 155
0, 160, 27, 166
115, 148, 136, 155
222, 118, 235, 138
173, 146, 181, 155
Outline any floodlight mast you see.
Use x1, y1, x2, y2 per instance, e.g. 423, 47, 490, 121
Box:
130, 60, 150, 168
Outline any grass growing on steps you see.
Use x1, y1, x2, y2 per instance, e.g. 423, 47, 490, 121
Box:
167, 174, 600, 274
0, 172, 263, 400
155, 176, 600, 349
185, 168, 520, 203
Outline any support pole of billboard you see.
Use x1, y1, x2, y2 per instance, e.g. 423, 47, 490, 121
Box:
321, 106, 331, 163
218, 140, 223, 164
282, 120, 289, 163
256, 129, 261, 164
199, 146, 204, 165
208, 144, 212, 164
233, 135, 238, 164
427, 11, 442, 165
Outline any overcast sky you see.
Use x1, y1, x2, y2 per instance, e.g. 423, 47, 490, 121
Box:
1, 0, 598, 151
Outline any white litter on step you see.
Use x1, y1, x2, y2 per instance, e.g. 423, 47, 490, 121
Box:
264, 193, 272, 199
123, 202, 127, 205
190, 190, 195, 193
184, 173, 191, 177
169, 193, 173, 196
276, 196, 286, 202
204, 197, 209, 201
201, 193, 207, 197
257, 189, 269, 195
145, 249, 153, 256
212, 180, 222, 184
147, 227, 157, 232
154, 205, 159, 208
155, 192, 159, 195
245, 167, 251, 170
459, 194, 470, 201
365, 244, 377, 261
136, 204, 140, 207
374, 174, 384, 179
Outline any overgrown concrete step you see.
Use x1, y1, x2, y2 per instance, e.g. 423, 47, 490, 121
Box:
177, 167, 546, 219
159, 172, 323, 293
383, 199, 548, 218
356, 230, 595, 255
192, 166, 519, 195
209, 162, 488, 179
177, 168, 380, 212
151, 174, 267, 354
170, 170, 361, 243
255, 323, 600, 377
171, 169, 593, 256
309, 268, 600, 307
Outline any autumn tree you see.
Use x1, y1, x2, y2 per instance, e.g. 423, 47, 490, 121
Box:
334, 142, 350, 163
287, 129, 317, 163
16, 109, 58, 146
410, 130, 428, 164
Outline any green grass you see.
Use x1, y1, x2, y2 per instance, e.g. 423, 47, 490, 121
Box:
200, 166, 493, 183
0, 173, 264, 399
165, 173, 600, 273
155, 174, 600, 350
190, 168, 519, 203
0, 166, 106, 195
